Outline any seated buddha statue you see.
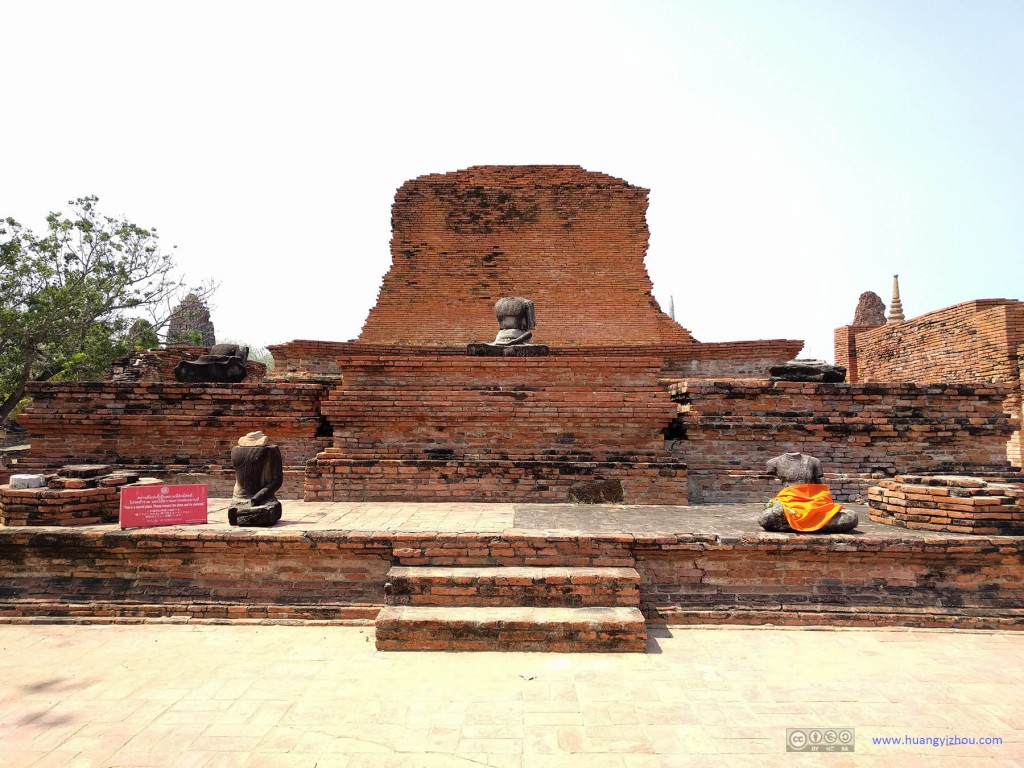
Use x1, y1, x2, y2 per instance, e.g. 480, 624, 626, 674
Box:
757, 451, 859, 533
492, 297, 536, 346
227, 431, 283, 527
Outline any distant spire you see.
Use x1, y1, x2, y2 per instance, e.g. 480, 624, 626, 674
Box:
887, 274, 905, 324
668, 295, 676, 321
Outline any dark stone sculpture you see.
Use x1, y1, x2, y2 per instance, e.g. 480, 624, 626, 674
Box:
758, 451, 859, 533
227, 431, 283, 527
467, 296, 549, 356
174, 344, 250, 383
852, 291, 887, 327
769, 359, 847, 383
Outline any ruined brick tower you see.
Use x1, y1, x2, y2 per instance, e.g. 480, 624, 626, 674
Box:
358, 165, 692, 346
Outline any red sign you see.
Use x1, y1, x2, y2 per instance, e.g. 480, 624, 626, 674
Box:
120, 484, 208, 529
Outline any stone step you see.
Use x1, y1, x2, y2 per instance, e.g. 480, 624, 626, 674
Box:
375, 605, 647, 652
384, 565, 640, 607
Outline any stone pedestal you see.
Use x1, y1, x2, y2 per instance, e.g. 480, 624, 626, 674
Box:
466, 343, 549, 357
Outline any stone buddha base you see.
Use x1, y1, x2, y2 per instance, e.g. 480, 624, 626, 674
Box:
466, 343, 549, 357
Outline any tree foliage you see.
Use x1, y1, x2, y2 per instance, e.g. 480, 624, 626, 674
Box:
0, 196, 213, 421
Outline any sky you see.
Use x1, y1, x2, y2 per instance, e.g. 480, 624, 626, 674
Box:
2, 0, 1022, 362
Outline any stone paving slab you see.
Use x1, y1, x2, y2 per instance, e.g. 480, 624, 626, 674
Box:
0, 623, 1021, 766
4, 497, 1004, 541
194, 500, 954, 540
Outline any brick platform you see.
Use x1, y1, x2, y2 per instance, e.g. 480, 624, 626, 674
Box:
868, 474, 1024, 535
1, 501, 1020, 632
0, 485, 122, 527
0, 465, 155, 527
305, 350, 687, 504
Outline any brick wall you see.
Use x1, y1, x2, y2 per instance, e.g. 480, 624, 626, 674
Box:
106, 346, 266, 383
267, 340, 804, 381
305, 350, 687, 503
2, 528, 1020, 630
0, 528, 390, 622
835, 299, 1024, 467
358, 165, 695, 347
675, 381, 1014, 503
836, 300, 1023, 384
17, 382, 331, 498
636, 536, 1024, 630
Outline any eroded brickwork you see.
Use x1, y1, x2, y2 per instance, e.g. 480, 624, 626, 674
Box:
105, 346, 266, 384
674, 381, 1014, 502
637, 536, 1024, 630
0, 528, 390, 622
305, 350, 686, 503
18, 382, 331, 498
868, 474, 1024, 535
2, 528, 1020, 630
268, 340, 803, 381
358, 165, 694, 347
835, 299, 1024, 467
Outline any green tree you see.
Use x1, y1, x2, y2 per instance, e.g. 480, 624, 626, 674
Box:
0, 196, 214, 421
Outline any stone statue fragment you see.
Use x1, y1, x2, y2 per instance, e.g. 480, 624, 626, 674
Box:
492, 297, 536, 346
467, 296, 549, 356
758, 451, 859, 533
228, 431, 283, 527
174, 344, 250, 383
769, 360, 847, 383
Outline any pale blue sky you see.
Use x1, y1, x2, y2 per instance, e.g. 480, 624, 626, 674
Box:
2, 1, 1021, 360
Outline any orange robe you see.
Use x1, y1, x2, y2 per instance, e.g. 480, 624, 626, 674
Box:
772, 484, 844, 532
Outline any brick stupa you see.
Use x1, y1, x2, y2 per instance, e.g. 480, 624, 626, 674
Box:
289, 166, 804, 503
359, 165, 693, 346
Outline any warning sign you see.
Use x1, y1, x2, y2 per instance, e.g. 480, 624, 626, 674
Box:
120, 484, 208, 529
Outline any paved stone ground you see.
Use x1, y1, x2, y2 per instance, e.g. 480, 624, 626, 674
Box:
0, 623, 1021, 767
3, 500, 1021, 765
201, 499, 939, 539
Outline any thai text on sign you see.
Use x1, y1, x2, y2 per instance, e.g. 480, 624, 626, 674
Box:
120, 484, 208, 529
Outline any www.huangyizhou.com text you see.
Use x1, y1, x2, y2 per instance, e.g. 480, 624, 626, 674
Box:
872, 735, 1004, 747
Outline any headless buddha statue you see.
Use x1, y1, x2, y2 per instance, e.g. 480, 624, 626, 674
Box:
228, 431, 283, 527
758, 451, 859, 533
492, 297, 536, 346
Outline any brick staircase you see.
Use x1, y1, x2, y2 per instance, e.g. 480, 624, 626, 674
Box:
375, 565, 647, 652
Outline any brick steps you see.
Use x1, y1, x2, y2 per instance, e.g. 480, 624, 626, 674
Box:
376, 564, 647, 652
375, 605, 647, 652
384, 566, 640, 607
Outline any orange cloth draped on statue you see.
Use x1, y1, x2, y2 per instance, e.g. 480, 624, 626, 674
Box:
772, 484, 844, 532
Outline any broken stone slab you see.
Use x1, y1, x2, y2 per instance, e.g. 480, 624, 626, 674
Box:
769, 360, 847, 383
8, 474, 46, 489
60, 464, 113, 478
